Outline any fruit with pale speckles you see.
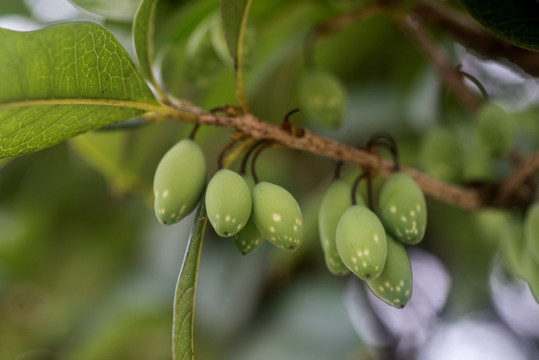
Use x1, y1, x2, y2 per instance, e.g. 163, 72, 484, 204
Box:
336, 205, 387, 280
299, 69, 347, 129
366, 235, 412, 309
205, 169, 252, 237
318, 179, 365, 276
379, 173, 427, 245
153, 139, 206, 225
233, 217, 265, 255
252, 182, 303, 251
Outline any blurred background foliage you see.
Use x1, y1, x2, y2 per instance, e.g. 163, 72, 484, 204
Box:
1, 0, 539, 359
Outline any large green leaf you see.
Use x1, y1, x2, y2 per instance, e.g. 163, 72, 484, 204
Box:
460, 0, 539, 51
69, 0, 140, 22
0, 22, 161, 159
172, 198, 208, 360
133, 0, 165, 99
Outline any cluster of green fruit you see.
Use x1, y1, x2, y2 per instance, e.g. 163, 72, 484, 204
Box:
318, 172, 427, 308
153, 139, 303, 254
496, 202, 539, 302
420, 103, 515, 183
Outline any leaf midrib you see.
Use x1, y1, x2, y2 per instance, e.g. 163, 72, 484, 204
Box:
0, 98, 167, 114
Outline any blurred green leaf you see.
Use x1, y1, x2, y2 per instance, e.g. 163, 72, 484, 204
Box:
69, 0, 140, 22
220, 0, 250, 65
0, 22, 160, 159
220, 0, 252, 110
460, 0, 539, 50
173, 198, 208, 360
133, 0, 165, 98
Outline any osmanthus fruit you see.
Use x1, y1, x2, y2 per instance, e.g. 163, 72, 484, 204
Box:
366, 235, 413, 309
378, 172, 427, 245
153, 139, 207, 225
336, 205, 388, 280
205, 169, 252, 237
298, 69, 347, 130
252, 182, 303, 251
318, 179, 365, 276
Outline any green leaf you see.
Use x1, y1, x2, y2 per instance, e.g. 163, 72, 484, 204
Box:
220, 0, 252, 111
68, 0, 140, 22
0, 22, 161, 159
460, 0, 539, 51
172, 198, 208, 360
133, 0, 166, 99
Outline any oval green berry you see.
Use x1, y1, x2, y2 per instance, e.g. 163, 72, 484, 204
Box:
233, 217, 265, 255
524, 202, 539, 263
366, 235, 412, 309
474, 103, 514, 158
336, 205, 387, 280
252, 182, 303, 251
318, 179, 365, 276
420, 126, 462, 183
379, 173, 427, 245
205, 169, 252, 237
153, 139, 207, 225
299, 69, 347, 129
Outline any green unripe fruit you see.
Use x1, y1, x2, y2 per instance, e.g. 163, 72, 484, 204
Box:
233, 217, 265, 255
366, 235, 412, 309
252, 182, 303, 251
474, 103, 514, 158
456, 123, 495, 182
153, 139, 207, 225
420, 126, 462, 183
205, 169, 252, 237
524, 203, 539, 263
336, 205, 387, 280
318, 179, 365, 276
299, 69, 347, 129
379, 173, 427, 245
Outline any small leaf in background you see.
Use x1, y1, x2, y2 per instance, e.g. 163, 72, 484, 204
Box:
133, 0, 167, 100
460, 0, 539, 51
68, 0, 140, 22
0, 22, 159, 159
173, 198, 208, 360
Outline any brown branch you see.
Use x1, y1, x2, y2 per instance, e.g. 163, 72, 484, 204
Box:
412, 0, 539, 77
496, 149, 539, 206
398, 14, 482, 114
168, 106, 483, 210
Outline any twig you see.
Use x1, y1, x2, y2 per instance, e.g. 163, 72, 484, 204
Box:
398, 14, 482, 114
165, 106, 484, 209
412, 0, 539, 77
496, 149, 539, 205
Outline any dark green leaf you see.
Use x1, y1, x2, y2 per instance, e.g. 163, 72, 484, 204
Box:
460, 0, 539, 50
0, 22, 160, 159
69, 0, 140, 22
172, 198, 208, 360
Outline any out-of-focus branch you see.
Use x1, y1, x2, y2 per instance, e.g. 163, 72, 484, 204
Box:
412, 0, 539, 77
398, 14, 482, 113
496, 149, 539, 206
